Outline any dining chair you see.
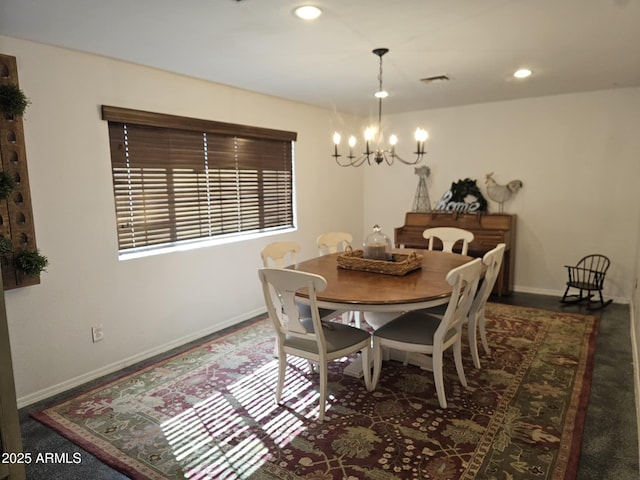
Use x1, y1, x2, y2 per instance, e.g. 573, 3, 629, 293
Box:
316, 231, 359, 327
260, 241, 336, 326
370, 258, 482, 408
467, 243, 506, 368
316, 231, 353, 256
410, 243, 506, 369
422, 227, 474, 255
368, 227, 473, 336
258, 267, 372, 421
261, 241, 301, 268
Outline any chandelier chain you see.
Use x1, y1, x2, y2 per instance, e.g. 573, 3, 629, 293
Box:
377, 54, 383, 130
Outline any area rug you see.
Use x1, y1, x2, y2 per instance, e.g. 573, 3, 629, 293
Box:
33, 303, 598, 480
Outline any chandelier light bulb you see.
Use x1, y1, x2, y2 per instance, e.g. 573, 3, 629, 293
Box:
364, 127, 376, 141
375, 90, 389, 99
348, 136, 357, 147
414, 128, 428, 142
389, 135, 398, 146
332, 132, 341, 145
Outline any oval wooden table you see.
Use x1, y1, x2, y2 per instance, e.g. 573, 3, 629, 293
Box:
290, 249, 475, 377
291, 249, 474, 312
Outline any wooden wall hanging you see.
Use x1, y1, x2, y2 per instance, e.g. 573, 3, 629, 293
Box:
0, 54, 40, 289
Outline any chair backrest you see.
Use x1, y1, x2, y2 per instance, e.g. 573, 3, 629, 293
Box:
468, 243, 506, 320
422, 227, 475, 255
574, 254, 611, 288
261, 241, 301, 268
258, 267, 326, 343
437, 258, 483, 342
316, 232, 353, 256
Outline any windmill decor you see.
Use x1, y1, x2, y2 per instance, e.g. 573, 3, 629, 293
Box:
412, 166, 432, 212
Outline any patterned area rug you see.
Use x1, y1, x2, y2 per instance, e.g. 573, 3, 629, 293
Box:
33, 303, 598, 480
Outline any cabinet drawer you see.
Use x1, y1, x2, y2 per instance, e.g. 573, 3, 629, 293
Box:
472, 231, 509, 249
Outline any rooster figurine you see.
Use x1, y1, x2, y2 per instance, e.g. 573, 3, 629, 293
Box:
485, 173, 523, 212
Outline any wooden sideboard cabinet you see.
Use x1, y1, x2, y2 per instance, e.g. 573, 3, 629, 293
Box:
394, 212, 516, 296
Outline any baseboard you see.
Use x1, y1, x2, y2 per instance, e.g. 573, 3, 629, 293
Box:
513, 285, 629, 305
17, 307, 267, 409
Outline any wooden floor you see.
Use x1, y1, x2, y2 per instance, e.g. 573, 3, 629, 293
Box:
18, 292, 639, 479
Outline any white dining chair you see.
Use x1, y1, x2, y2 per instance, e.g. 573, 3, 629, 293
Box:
261, 241, 301, 268
467, 243, 506, 368
412, 243, 506, 369
422, 227, 474, 255
370, 258, 482, 408
316, 232, 353, 256
316, 232, 359, 327
258, 267, 371, 421
367, 227, 474, 335
260, 241, 337, 321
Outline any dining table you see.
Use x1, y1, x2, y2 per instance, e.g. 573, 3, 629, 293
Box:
289, 248, 476, 376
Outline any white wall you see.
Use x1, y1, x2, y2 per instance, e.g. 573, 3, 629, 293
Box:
363, 89, 640, 301
1, 36, 365, 405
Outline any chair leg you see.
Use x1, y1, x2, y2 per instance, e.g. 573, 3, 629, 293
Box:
371, 337, 383, 390
361, 344, 372, 391
478, 311, 491, 356
561, 286, 586, 304
432, 350, 447, 409
275, 352, 286, 403
345, 310, 353, 325
597, 289, 605, 308
318, 362, 328, 422
453, 339, 467, 388
588, 289, 613, 310
353, 311, 362, 329
402, 351, 410, 366
307, 360, 316, 374
468, 314, 481, 369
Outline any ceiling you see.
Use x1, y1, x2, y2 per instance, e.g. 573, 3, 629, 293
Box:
1, 0, 640, 116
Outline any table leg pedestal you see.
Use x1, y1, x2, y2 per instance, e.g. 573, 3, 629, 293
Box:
344, 355, 365, 378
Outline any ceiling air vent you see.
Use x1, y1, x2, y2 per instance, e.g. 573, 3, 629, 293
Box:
420, 75, 450, 84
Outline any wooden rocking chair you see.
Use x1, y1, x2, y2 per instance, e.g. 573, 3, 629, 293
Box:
561, 254, 612, 310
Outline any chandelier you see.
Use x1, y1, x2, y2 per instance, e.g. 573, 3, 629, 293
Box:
332, 48, 428, 167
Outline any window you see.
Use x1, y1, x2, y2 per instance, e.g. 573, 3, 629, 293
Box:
102, 106, 296, 254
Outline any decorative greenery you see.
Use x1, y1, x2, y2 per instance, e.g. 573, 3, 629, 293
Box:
450, 178, 488, 211
0, 171, 16, 200
0, 83, 31, 117
0, 236, 12, 256
14, 249, 48, 277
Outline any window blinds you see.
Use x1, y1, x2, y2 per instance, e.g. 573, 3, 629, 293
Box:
103, 106, 295, 252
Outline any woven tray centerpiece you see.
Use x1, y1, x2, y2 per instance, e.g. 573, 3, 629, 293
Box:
337, 248, 423, 276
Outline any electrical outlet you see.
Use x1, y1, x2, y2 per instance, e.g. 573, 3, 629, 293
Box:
91, 325, 104, 343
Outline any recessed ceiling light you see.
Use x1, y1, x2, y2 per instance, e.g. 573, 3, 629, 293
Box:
294, 5, 322, 20
513, 68, 532, 79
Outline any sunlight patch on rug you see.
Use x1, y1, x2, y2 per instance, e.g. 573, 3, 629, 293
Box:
160, 358, 317, 479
